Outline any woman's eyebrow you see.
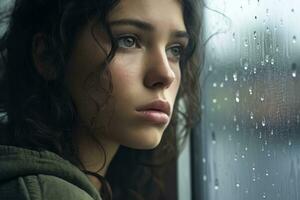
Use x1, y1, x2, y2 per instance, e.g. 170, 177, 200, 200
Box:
109, 18, 189, 39
109, 19, 154, 31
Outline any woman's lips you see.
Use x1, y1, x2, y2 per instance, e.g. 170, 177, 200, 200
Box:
136, 100, 171, 124
136, 110, 169, 124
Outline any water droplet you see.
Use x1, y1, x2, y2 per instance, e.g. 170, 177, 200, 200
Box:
211, 131, 216, 144
236, 124, 240, 132
235, 90, 240, 103
249, 86, 253, 95
292, 63, 297, 78
241, 154, 245, 158
234, 153, 238, 161
219, 82, 224, 88
236, 183, 240, 188
214, 179, 219, 190
254, 15, 258, 20
261, 60, 265, 66
212, 98, 217, 103
253, 67, 257, 74
288, 140, 292, 146
213, 82, 217, 87
253, 31, 257, 40
292, 35, 297, 43
208, 65, 213, 71
270, 129, 274, 135
262, 193, 267, 199
256, 42, 260, 49
265, 55, 270, 63
252, 167, 256, 171
275, 45, 279, 52
266, 27, 270, 33
203, 175, 207, 181
233, 115, 237, 122
233, 72, 238, 81
244, 39, 249, 47
255, 123, 258, 129
225, 74, 228, 81
262, 117, 266, 126
224, 97, 228, 101
241, 58, 249, 70
232, 32, 236, 41
266, 8, 269, 16
260, 96, 265, 102
250, 112, 254, 119
291, 8, 295, 13
265, 170, 269, 176
271, 58, 275, 65
202, 157, 206, 163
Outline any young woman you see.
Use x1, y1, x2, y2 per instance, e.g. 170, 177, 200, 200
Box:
0, 0, 202, 199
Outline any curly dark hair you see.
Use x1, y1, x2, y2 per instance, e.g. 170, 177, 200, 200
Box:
0, 0, 202, 199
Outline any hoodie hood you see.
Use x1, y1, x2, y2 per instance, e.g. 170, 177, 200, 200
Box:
0, 145, 101, 200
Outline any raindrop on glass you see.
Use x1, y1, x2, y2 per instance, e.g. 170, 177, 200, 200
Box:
270, 129, 274, 135
262, 117, 266, 126
236, 124, 240, 132
235, 90, 240, 103
213, 82, 217, 87
233, 115, 237, 122
214, 179, 219, 190
292, 63, 297, 78
249, 86, 253, 95
202, 157, 206, 163
291, 8, 295, 13
260, 96, 265, 102
232, 32, 236, 41
233, 72, 238, 81
288, 140, 292, 146
266, 8, 269, 15
265, 170, 269, 176
253, 67, 257, 74
266, 27, 270, 34
220, 82, 224, 88
211, 131, 216, 144
265, 55, 270, 63
256, 42, 260, 49
236, 183, 240, 188
208, 65, 213, 71
250, 112, 254, 119
275, 45, 279, 52
253, 31, 257, 40
292, 35, 297, 44
225, 74, 228, 81
262, 193, 267, 199
271, 58, 275, 65
254, 15, 257, 20
212, 98, 217, 104
203, 175, 207, 181
244, 39, 249, 47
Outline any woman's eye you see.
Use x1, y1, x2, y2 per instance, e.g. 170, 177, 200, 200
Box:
166, 45, 184, 61
117, 35, 138, 48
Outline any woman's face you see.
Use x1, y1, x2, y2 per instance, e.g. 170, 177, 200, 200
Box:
65, 0, 188, 149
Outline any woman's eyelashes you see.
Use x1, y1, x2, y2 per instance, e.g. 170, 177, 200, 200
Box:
115, 34, 186, 62
116, 34, 140, 49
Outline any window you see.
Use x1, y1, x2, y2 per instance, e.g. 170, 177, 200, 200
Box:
183, 0, 300, 200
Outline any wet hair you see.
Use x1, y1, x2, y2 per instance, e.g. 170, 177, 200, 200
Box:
0, 0, 202, 199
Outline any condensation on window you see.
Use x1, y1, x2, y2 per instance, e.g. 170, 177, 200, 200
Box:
197, 0, 300, 200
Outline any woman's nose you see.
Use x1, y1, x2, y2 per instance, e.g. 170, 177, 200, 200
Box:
143, 47, 176, 89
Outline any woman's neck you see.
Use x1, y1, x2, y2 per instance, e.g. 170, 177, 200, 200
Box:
74, 126, 120, 190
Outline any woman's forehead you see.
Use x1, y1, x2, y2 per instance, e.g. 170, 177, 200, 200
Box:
108, 0, 186, 31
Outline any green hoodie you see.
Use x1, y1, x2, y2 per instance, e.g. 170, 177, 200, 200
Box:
0, 145, 102, 200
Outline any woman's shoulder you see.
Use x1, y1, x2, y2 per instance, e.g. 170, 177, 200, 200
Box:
0, 145, 102, 200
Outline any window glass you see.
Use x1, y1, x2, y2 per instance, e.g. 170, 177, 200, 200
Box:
193, 0, 300, 199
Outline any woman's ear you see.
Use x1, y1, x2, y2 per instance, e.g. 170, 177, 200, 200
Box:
32, 33, 57, 80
